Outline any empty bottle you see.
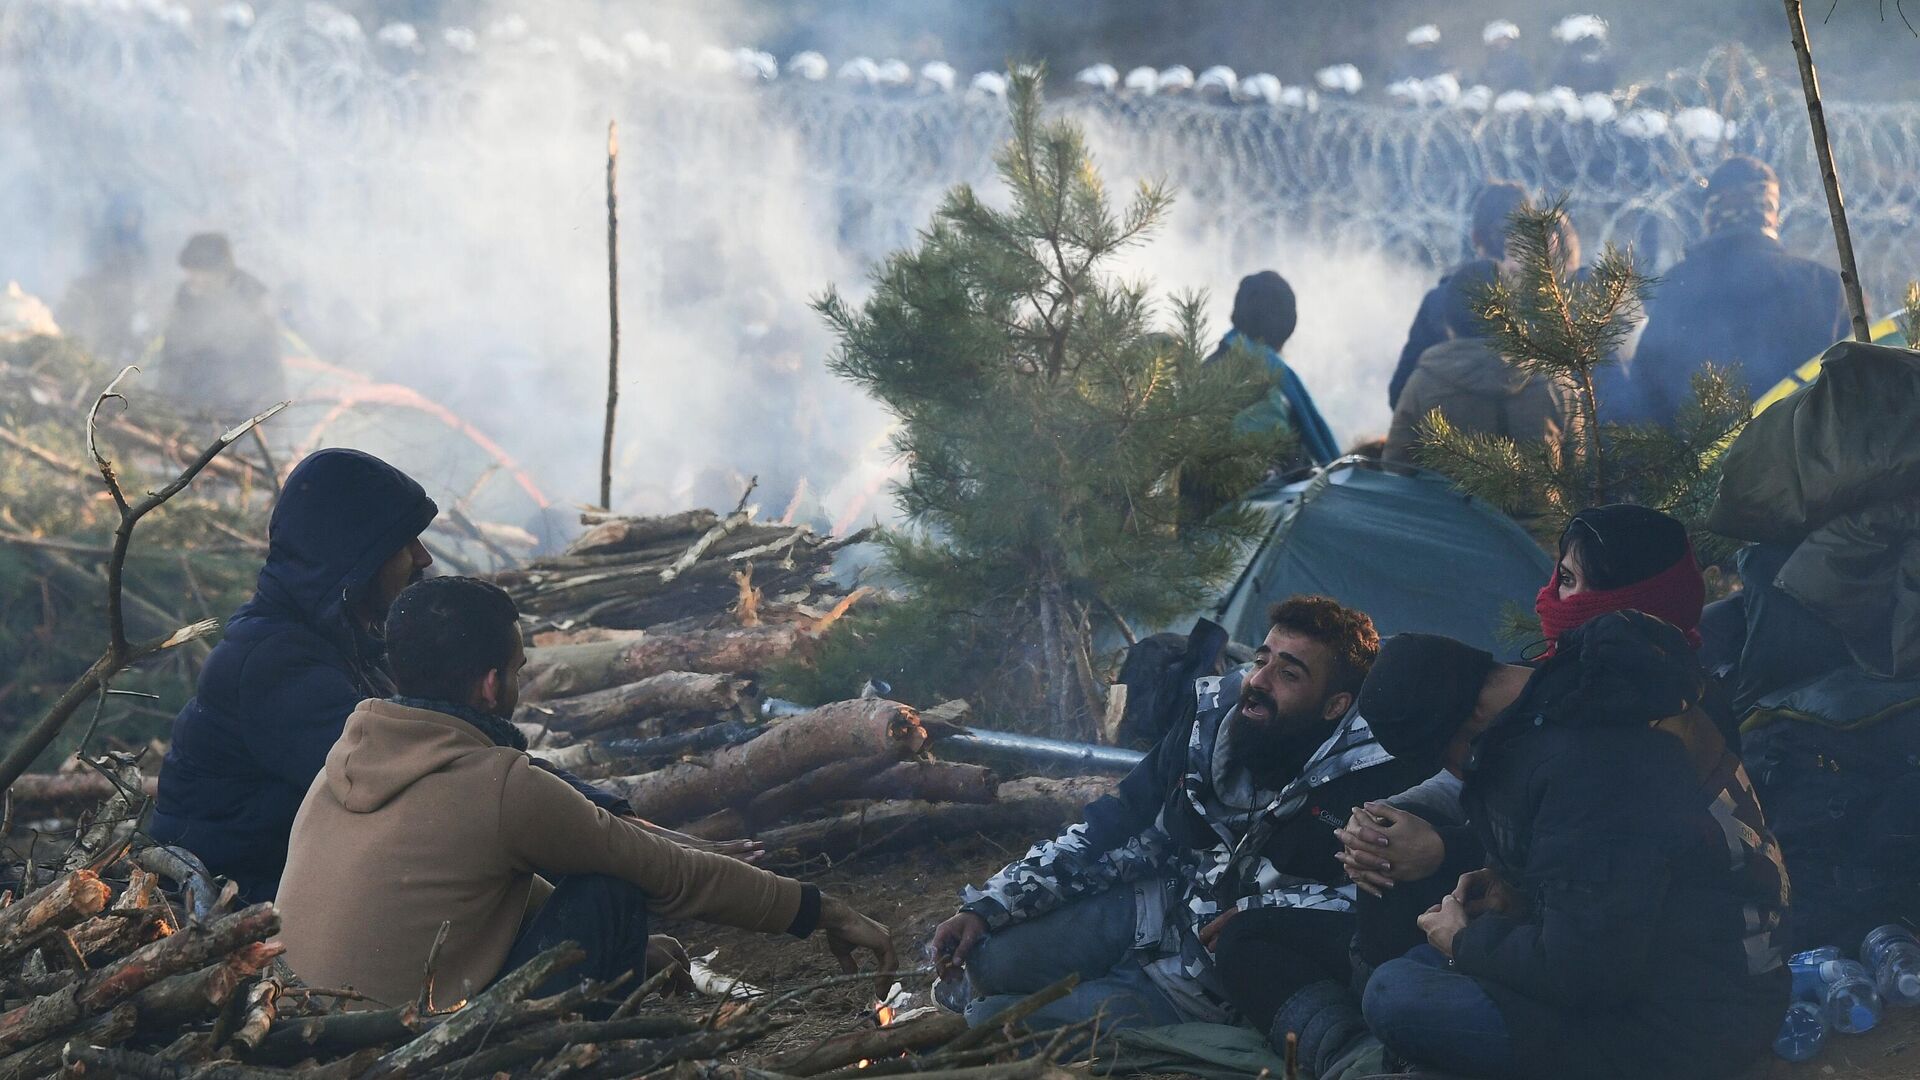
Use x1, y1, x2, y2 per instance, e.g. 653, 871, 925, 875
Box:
1818, 959, 1883, 1034
1790, 946, 1841, 1003
1773, 1000, 1827, 1062
1861, 925, 1920, 1006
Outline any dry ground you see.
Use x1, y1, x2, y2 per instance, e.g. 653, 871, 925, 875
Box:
660, 837, 1920, 1080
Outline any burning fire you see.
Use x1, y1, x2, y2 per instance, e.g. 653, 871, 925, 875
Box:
855, 997, 902, 1068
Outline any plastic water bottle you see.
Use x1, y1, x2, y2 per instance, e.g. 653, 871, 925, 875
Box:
1773, 1001, 1828, 1062
1861, 925, 1920, 1006
1790, 946, 1841, 1002
1819, 959, 1884, 1034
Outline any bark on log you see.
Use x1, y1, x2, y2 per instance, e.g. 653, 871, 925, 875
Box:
609, 700, 927, 825
249, 1006, 419, 1067
566, 1011, 779, 1080
70, 869, 166, 962
128, 941, 281, 1032
409, 1014, 700, 1078
570, 511, 718, 556
2, 773, 158, 810
514, 672, 757, 736
685, 759, 999, 838
536, 722, 760, 775
753, 777, 1116, 862
528, 628, 648, 649
764, 1012, 967, 1076
0, 873, 111, 965
0, 1003, 131, 1080
0, 903, 281, 1053
523, 624, 811, 701
359, 943, 583, 1080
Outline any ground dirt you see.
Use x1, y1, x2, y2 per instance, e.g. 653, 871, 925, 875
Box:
660, 836, 1920, 1080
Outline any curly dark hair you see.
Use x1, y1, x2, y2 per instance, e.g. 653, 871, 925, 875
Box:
1267, 595, 1380, 697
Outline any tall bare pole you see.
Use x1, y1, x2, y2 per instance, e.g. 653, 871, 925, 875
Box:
1783, 0, 1872, 341
600, 119, 621, 510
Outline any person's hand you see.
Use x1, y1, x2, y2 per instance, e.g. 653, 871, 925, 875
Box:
930, 912, 988, 978
1334, 801, 1445, 897
1198, 908, 1241, 952
645, 934, 695, 996
1416, 895, 1470, 959
819, 893, 899, 994
1451, 868, 1524, 918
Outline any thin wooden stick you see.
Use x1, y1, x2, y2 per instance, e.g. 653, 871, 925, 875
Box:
1783, 0, 1871, 340
600, 119, 621, 511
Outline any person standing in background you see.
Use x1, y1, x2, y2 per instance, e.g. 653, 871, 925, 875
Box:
158, 232, 285, 422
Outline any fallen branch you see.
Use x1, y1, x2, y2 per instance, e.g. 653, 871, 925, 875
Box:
516, 672, 758, 736
755, 777, 1114, 863
0, 372, 286, 796
764, 1013, 968, 1077
523, 624, 813, 701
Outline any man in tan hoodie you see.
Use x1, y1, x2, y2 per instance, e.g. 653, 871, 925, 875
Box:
277, 576, 895, 1007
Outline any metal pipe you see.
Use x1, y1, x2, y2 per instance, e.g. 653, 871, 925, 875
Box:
937, 728, 1144, 774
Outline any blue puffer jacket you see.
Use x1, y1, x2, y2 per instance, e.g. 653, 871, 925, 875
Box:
152, 449, 440, 901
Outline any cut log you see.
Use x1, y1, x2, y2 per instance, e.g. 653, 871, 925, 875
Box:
0, 1002, 132, 1079
753, 777, 1117, 862
536, 722, 760, 775
685, 759, 998, 837
0, 872, 111, 965
0, 903, 281, 1054
248, 1006, 419, 1067
3, 773, 158, 810
358, 942, 583, 1080
609, 700, 928, 826
527, 627, 648, 649
128, 941, 281, 1032
406, 1014, 701, 1077
522, 624, 811, 701
513, 672, 757, 736
764, 1012, 967, 1076
570, 510, 718, 555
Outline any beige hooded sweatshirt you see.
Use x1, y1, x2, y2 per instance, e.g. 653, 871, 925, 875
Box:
275, 700, 802, 1006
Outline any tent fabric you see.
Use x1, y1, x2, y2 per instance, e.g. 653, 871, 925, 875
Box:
1209, 458, 1553, 659
1709, 341, 1920, 545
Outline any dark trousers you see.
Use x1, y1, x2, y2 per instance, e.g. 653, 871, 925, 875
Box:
498, 875, 652, 1000
1354, 873, 1454, 980
1211, 907, 1357, 1032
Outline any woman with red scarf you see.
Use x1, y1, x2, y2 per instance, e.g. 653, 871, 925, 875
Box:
1537, 504, 1706, 656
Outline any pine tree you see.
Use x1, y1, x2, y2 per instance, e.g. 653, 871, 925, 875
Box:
1414, 202, 1752, 561
810, 69, 1288, 738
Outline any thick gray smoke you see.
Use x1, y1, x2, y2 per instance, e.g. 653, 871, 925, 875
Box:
2, 0, 1429, 541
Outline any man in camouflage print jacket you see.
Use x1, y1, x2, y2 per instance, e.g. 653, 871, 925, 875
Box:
930, 598, 1432, 1032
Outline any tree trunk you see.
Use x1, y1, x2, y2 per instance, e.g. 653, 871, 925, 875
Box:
522, 624, 812, 701
514, 672, 757, 736
608, 700, 927, 825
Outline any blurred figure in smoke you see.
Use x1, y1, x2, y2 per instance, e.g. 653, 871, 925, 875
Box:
1396, 25, 1448, 82
157, 232, 286, 421
1388, 181, 1528, 409
58, 195, 155, 364
1625, 156, 1854, 426
1476, 20, 1532, 93
1210, 270, 1339, 468
1549, 14, 1619, 95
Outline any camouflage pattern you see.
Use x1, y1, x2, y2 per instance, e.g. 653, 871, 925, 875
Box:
961, 667, 1402, 1006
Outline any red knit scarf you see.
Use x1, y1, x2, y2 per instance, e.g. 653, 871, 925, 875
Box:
1535, 549, 1706, 656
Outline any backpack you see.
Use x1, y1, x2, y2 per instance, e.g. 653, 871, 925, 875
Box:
1112, 619, 1232, 749
1741, 668, 1920, 950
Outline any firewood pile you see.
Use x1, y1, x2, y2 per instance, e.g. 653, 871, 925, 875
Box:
496, 508, 1120, 870
0, 757, 1096, 1080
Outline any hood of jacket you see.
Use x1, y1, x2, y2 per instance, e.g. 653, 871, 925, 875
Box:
252, 448, 438, 652
1412, 337, 1534, 397
1493, 610, 1705, 742
324, 699, 495, 814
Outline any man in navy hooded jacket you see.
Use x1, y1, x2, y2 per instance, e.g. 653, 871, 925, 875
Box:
153, 449, 632, 902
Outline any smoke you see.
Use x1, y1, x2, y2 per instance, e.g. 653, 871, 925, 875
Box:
2, 0, 1430, 544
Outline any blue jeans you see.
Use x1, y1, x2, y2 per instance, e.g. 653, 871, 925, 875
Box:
963, 887, 1183, 1032
497, 875, 651, 1004
1363, 945, 1516, 1078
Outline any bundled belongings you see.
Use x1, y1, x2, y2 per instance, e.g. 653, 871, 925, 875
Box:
1709, 339, 1920, 947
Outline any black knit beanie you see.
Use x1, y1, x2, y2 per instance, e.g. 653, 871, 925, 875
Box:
1357, 633, 1495, 772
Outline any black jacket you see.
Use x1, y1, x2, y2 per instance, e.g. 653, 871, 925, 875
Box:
1454, 611, 1790, 1080
152, 450, 623, 901
1626, 230, 1852, 425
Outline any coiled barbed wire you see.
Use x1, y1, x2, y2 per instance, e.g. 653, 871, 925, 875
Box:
5, 2, 1915, 304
